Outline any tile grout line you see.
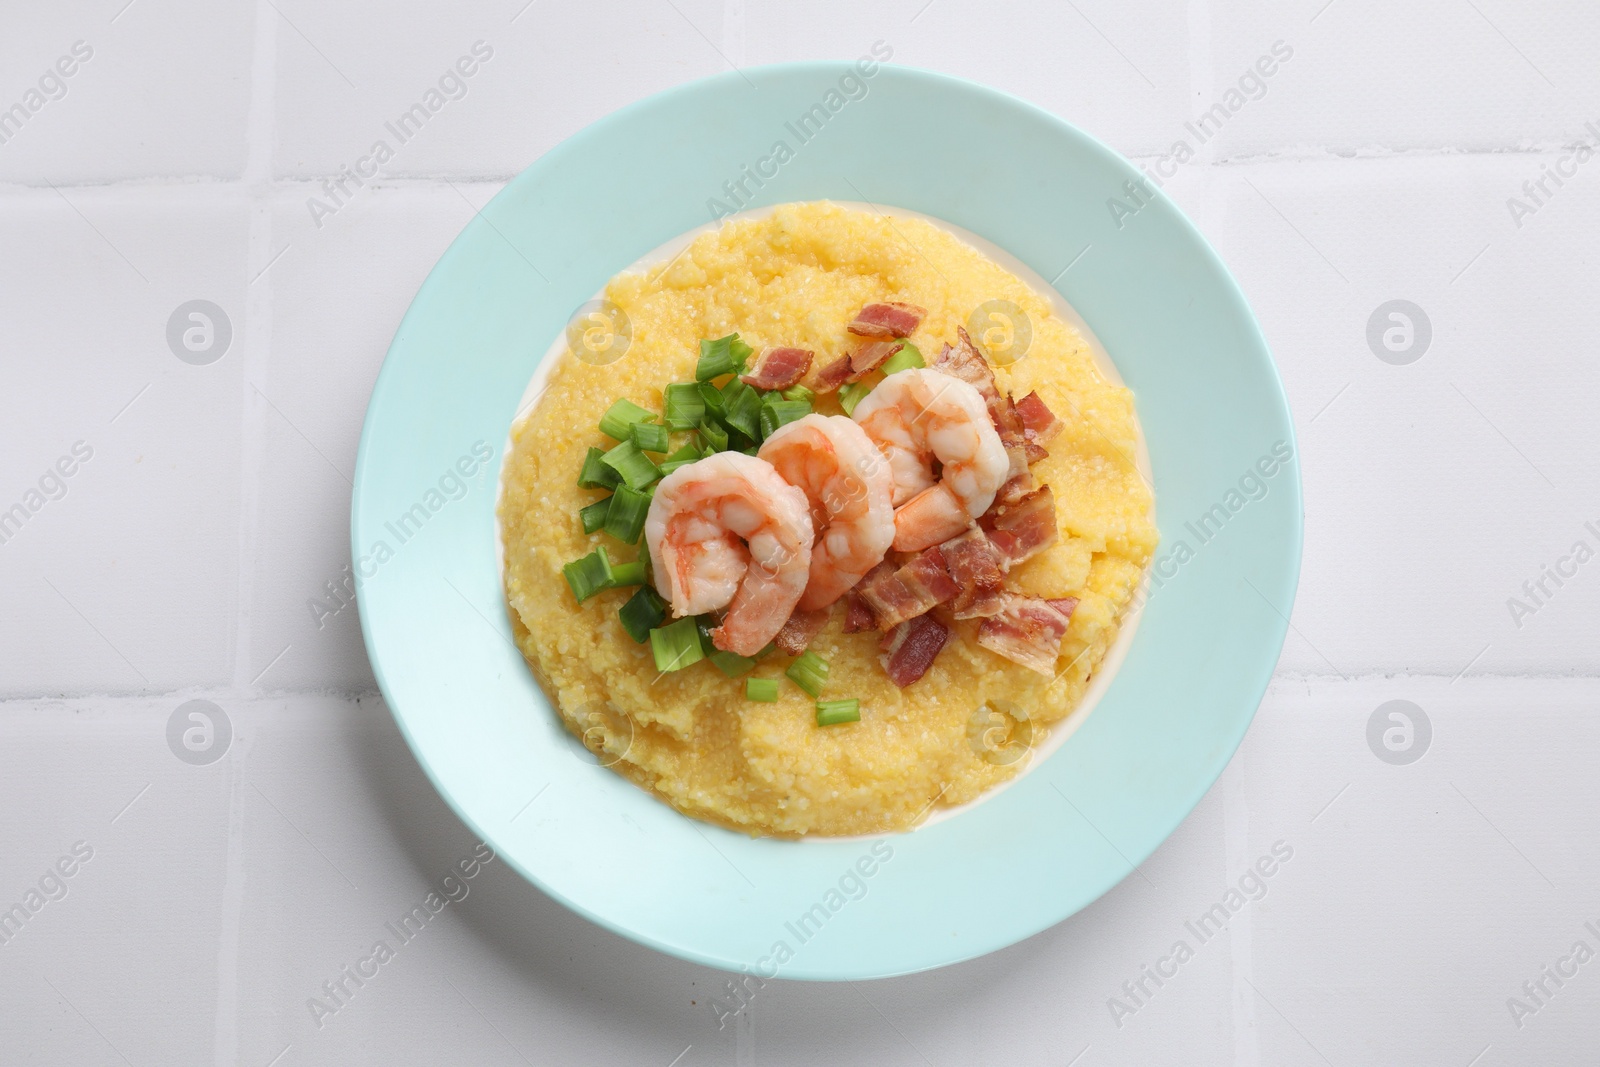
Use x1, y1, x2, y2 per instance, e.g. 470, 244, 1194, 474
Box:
213, 4, 277, 1066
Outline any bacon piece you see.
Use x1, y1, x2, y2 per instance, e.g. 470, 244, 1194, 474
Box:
845, 339, 903, 382
879, 613, 950, 687
855, 547, 958, 629
931, 327, 1000, 402
976, 593, 1072, 675
848, 302, 925, 339
740, 346, 814, 391
981, 485, 1058, 566
1016, 391, 1062, 443
996, 469, 1035, 506
811, 354, 855, 394
935, 330, 1027, 478
939, 527, 1008, 619
1047, 597, 1079, 620
842, 592, 877, 633
773, 608, 828, 656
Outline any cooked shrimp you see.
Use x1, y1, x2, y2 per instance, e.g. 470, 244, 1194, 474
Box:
757, 414, 895, 611
644, 451, 814, 657
851, 367, 1008, 552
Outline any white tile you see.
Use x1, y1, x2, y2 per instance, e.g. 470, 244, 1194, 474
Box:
1165, 153, 1600, 676
0, 187, 252, 694
1241, 676, 1600, 1065
0, 3, 255, 183
746, 0, 1194, 159
1205, 0, 1593, 157
271, 0, 731, 180
242, 185, 489, 692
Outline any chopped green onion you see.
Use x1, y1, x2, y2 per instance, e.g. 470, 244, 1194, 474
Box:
650, 617, 704, 672
578, 446, 622, 490
607, 560, 647, 587
601, 439, 660, 490
710, 649, 758, 677
698, 419, 728, 453
838, 380, 873, 417
879, 341, 924, 375
663, 383, 705, 429
786, 650, 830, 698
694, 614, 717, 655
782, 384, 815, 404
696, 333, 752, 381
603, 483, 651, 544
759, 398, 811, 438
618, 586, 667, 643
746, 677, 779, 701
658, 443, 702, 476
598, 398, 655, 441
816, 699, 861, 726
579, 496, 612, 534
562, 545, 614, 603
721, 379, 764, 440
629, 421, 670, 453
697, 381, 727, 422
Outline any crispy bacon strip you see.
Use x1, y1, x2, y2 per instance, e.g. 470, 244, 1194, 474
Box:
940, 527, 1008, 619
811, 354, 855, 394
843, 592, 877, 633
931, 327, 1000, 401
996, 469, 1035, 507
848, 302, 925, 339
855, 548, 958, 630
976, 593, 1072, 675
1046, 597, 1079, 620
740, 346, 814, 391
1016, 391, 1062, 443
981, 485, 1058, 565
773, 608, 828, 656
879, 613, 950, 687
846, 339, 903, 382
935, 329, 1027, 478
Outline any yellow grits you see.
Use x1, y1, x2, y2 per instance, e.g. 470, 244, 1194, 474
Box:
499, 201, 1156, 837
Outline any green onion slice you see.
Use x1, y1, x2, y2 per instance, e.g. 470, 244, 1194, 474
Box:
618, 586, 667, 643
696, 334, 753, 381
562, 545, 614, 603
657, 443, 703, 477
721, 379, 764, 440
838, 380, 873, 417
603, 483, 651, 544
759, 398, 811, 438
786, 650, 830, 698
628, 421, 670, 454
577, 446, 622, 490
816, 699, 861, 726
697, 419, 729, 453
607, 560, 646, 587
579, 496, 611, 534
782, 384, 815, 404
600, 439, 660, 490
649, 617, 704, 672
663, 383, 705, 429
598, 398, 655, 441
879, 341, 924, 375
710, 649, 758, 678
746, 677, 779, 701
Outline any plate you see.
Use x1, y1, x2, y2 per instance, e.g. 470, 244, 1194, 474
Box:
353, 62, 1302, 981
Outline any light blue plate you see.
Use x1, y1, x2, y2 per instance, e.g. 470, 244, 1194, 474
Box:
353, 63, 1301, 981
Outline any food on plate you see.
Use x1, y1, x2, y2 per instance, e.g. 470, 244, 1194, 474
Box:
498, 201, 1156, 836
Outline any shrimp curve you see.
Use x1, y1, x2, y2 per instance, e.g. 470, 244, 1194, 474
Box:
850, 367, 1008, 552
644, 451, 814, 657
757, 413, 896, 611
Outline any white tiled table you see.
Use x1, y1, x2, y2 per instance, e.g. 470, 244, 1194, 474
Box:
3, 1, 1596, 1063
